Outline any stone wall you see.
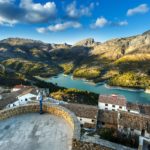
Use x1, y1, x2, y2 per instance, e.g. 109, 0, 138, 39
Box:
119, 112, 150, 133
72, 139, 112, 150
98, 110, 118, 128
0, 103, 81, 140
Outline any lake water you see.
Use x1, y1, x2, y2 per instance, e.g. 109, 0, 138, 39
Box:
45, 74, 150, 104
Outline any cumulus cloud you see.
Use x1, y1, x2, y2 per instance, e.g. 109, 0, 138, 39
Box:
0, 0, 57, 26
0, 2, 25, 26
0, 0, 14, 3
66, 1, 94, 18
127, 4, 149, 16
37, 21, 82, 33
91, 17, 108, 28
0, 16, 18, 26
48, 21, 81, 31
91, 17, 128, 28
20, 0, 57, 23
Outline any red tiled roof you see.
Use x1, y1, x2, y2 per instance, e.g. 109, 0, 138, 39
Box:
13, 85, 27, 89
99, 94, 126, 106
62, 103, 98, 119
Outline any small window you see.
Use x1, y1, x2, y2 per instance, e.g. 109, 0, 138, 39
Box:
105, 108, 108, 110
102, 122, 105, 125
131, 129, 134, 131
25, 98, 27, 101
80, 118, 82, 121
112, 105, 115, 107
119, 106, 122, 109
105, 104, 108, 106
128, 110, 130, 112
112, 109, 115, 111
92, 120, 94, 122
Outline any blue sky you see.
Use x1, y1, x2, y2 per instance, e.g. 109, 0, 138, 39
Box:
0, 0, 150, 44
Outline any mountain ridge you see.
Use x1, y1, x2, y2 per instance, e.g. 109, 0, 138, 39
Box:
0, 30, 150, 89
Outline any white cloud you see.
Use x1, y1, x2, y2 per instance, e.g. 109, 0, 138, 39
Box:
37, 21, 82, 33
0, 0, 14, 3
127, 4, 149, 16
48, 21, 82, 32
0, 16, 18, 26
36, 27, 48, 33
66, 1, 94, 18
91, 17, 108, 28
91, 17, 128, 28
118, 20, 128, 26
20, 0, 57, 23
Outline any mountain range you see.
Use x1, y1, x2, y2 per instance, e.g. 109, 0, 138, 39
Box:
0, 30, 150, 89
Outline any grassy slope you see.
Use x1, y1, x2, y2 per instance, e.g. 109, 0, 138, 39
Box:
2, 58, 61, 77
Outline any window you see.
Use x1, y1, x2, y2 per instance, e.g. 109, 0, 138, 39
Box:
80, 118, 82, 121
112, 105, 115, 107
112, 109, 115, 111
105, 108, 108, 110
105, 104, 108, 106
102, 122, 105, 125
92, 120, 94, 123
119, 106, 122, 109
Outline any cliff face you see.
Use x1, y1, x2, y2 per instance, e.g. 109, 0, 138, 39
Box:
90, 31, 150, 60
74, 38, 100, 47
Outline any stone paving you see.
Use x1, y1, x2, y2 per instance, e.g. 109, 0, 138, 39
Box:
0, 113, 73, 150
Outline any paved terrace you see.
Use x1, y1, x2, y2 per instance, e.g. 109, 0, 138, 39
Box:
0, 113, 73, 150
0, 103, 81, 150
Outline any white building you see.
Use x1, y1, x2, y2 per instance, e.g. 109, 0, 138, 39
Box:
8, 88, 37, 108
98, 94, 127, 111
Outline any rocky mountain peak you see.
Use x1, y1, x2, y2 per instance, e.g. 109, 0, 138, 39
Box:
74, 38, 98, 47
142, 30, 150, 35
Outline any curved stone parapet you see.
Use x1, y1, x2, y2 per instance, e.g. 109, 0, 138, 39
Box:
0, 103, 81, 140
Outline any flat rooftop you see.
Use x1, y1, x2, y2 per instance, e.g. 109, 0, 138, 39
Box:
0, 113, 73, 150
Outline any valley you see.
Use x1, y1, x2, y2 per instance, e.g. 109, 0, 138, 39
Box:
0, 31, 150, 90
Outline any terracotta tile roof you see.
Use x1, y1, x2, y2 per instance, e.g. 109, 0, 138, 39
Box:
62, 103, 98, 119
0, 87, 37, 110
99, 94, 126, 106
0, 90, 23, 109
13, 85, 28, 89
127, 103, 140, 111
18, 88, 37, 97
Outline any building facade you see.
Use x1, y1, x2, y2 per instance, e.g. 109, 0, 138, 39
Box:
98, 94, 127, 111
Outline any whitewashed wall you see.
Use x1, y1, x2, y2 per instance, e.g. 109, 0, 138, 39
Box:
77, 117, 94, 125
98, 102, 126, 111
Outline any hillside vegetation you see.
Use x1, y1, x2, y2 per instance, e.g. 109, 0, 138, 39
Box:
2, 59, 61, 77
73, 67, 101, 79
0, 30, 150, 89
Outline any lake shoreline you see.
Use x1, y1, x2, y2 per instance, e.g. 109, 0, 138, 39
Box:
38, 73, 148, 92
66, 74, 146, 92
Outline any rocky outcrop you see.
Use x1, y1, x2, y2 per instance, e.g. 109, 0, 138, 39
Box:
74, 38, 99, 47
90, 30, 150, 60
